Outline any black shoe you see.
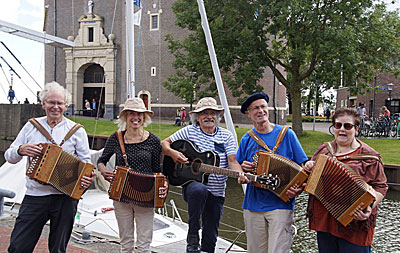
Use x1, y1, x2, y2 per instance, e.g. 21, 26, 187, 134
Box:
186, 234, 200, 253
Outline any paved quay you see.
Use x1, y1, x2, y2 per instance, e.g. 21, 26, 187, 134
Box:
0, 214, 120, 252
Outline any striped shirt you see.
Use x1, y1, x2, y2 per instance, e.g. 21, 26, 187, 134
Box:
169, 124, 237, 197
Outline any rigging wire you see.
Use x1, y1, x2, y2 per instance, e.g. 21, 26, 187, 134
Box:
0, 62, 11, 85
0, 62, 19, 103
79, 0, 119, 149
0, 76, 8, 98
0, 41, 42, 90
0, 56, 36, 98
157, 0, 162, 138
110, 0, 118, 35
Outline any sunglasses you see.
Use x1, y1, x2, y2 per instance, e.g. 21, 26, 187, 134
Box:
333, 122, 355, 130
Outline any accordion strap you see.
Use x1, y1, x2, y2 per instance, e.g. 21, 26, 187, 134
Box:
29, 118, 83, 146
248, 126, 290, 153
115, 131, 130, 167
29, 118, 56, 145
324, 142, 379, 161
60, 124, 83, 146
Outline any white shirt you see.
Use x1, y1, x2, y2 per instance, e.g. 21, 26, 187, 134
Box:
4, 116, 91, 196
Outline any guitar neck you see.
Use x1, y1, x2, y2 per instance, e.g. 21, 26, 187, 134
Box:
200, 164, 257, 182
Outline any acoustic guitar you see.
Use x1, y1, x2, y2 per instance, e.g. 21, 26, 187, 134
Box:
162, 139, 279, 188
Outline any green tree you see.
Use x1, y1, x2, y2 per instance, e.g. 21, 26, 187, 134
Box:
164, 0, 400, 135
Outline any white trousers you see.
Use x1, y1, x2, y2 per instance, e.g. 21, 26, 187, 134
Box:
244, 209, 294, 253
113, 201, 154, 253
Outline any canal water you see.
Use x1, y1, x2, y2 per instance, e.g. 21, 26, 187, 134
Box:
166, 178, 400, 252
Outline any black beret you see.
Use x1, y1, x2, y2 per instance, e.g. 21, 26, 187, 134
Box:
240, 92, 269, 114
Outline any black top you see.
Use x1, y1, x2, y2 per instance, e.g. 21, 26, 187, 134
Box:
97, 131, 161, 174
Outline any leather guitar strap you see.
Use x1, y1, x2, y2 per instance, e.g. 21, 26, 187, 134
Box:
115, 131, 130, 167
29, 118, 82, 147
248, 126, 290, 153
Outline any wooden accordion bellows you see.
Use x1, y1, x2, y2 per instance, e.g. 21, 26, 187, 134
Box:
305, 154, 376, 226
26, 143, 94, 200
109, 166, 166, 208
254, 151, 308, 202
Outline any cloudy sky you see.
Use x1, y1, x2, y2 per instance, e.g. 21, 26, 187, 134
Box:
0, 0, 44, 104
0, 0, 398, 104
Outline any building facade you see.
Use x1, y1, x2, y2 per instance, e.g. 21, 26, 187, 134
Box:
336, 73, 399, 118
44, 0, 287, 123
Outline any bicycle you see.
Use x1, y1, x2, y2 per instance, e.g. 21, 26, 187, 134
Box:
358, 117, 372, 137
389, 114, 400, 138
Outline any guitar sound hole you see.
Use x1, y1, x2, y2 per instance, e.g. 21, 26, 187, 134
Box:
191, 159, 202, 175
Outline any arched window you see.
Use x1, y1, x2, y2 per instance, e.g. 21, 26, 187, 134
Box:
84, 64, 105, 83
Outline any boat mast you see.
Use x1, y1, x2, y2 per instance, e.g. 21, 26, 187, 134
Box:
196, 0, 238, 146
125, 0, 136, 98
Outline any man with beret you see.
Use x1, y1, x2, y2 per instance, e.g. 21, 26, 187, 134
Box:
162, 97, 243, 253
237, 92, 308, 253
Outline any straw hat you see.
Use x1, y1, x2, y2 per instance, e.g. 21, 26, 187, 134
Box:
190, 97, 224, 114
119, 98, 154, 118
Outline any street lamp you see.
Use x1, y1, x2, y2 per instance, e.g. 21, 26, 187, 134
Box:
388, 82, 394, 112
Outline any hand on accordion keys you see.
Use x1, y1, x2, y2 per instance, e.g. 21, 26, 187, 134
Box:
17, 143, 43, 158
98, 165, 115, 183
80, 171, 95, 189
286, 183, 306, 199
285, 160, 315, 199
241, 161, 256, 174
158, 179, 169, 199
354, 205, 372, 221
304, 160, 316, 173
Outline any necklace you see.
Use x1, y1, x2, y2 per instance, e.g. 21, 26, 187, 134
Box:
124, 130, 145, 143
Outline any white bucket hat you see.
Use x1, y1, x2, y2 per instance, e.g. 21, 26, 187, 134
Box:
190, 97, 224, 114
119, 98, 154, 118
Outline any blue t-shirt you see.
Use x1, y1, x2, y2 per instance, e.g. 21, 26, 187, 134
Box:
236, 125, 308, 212
8, 90, 15, 98
169, 124, 237, 197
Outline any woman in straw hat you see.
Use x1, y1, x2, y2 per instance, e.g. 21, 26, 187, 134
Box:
97, 98, 168, 253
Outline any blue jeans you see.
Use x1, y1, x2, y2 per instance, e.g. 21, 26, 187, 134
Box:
317, 231, 371, 253
183, 182, 225, 253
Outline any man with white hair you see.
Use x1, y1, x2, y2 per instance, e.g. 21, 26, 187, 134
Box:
5, 81, 93, 253
162, 97, 243, 253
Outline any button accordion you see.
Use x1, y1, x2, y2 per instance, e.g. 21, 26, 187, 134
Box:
108, 166, 166, 208
305, 154, 376, 226
253, 151, 308, 202
26, 143, 94, 200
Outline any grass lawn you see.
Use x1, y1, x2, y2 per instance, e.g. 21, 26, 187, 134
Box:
69, 117, 400, 165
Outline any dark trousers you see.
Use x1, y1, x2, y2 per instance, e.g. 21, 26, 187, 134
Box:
8, 194, 78, 253
317, 231, 371, 253
183, 182, 225, 253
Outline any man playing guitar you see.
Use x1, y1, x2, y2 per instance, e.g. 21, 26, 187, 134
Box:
162, 97, 243, 253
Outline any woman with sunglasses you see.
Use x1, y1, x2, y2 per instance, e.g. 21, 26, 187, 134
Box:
302, 107, 387, 252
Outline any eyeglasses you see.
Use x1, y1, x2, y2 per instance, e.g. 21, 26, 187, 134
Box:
45, 100, 66, 107
248, 105, 267, 112
333, 122, 355, 130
